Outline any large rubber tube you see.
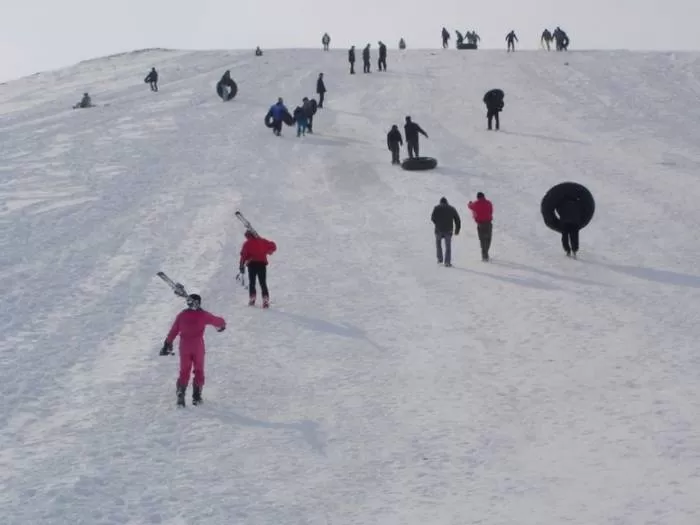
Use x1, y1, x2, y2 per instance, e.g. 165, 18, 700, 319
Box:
401, 157, 438, 171
216, 80, 238, 100
264, 110, 275, 128
264, 109, 295, 128
457, 43, 478, 50
226, 80, 238, 100
541, 182, 595, 232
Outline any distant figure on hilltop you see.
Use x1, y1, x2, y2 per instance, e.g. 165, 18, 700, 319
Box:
467, 31, 480, 46
399, 38, 406, 49
483, 88, 505, 130
506, 30, 518, 52
553, 27, 569, 51
362, 44, 371, 73
316, 73, 326, 108
378, 41, 387, 71
322, 33, 331, 51
541, 29, 553, 51
144, 67, 158, 91
255, 46, 263, 56
73, 92, 93, 109
348, 45, 356, 74
455, 30, 465, 47
441, 27, 450, 48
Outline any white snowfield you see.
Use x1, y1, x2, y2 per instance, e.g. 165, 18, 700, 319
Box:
0, 47, 699, 524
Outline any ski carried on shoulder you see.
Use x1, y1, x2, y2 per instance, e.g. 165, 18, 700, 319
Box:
156, 271, 188, 298
235, 211, 260, 238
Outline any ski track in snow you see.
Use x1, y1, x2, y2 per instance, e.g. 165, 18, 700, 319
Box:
0, 48, 699, 524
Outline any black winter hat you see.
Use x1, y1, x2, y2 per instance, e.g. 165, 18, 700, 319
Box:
477, 192, 485, 199
440, 197, 448, 204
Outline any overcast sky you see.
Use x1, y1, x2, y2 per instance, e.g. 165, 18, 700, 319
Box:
1, 0, 699, 82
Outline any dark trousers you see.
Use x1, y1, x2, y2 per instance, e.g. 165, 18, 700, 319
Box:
389, 143, 400, 164
247, 262, 269, 298
435, 232, 453, 264
149, 81, 158, 92
272, 119, 282, 135
307, 115, 313, 133
487, 109, 500, 130
378, 57, 386, 71
477, 222, 493, 260
350, 62, 355, 74
407, 139, 419, 158
318, 92, 325, 108
561, 224, 580, 254
507, 41, 515, 52
363, 60, 370, 73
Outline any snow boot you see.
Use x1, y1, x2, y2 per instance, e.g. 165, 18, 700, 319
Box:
248, 295, 256, 306
262, 296, 270, 309
176, 384, 186, 407
192, 385, 203, 406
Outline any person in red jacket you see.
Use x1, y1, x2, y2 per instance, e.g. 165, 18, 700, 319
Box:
467, 192, 494, 261
239, 230, 277, 307
160, 293, 226, 407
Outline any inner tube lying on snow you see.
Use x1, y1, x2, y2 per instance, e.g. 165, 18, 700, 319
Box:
401, 157, 438, 171
541, 181, 595, 232
457, 43, 478, 50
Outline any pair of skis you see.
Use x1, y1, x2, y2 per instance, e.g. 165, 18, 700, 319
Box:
157, 211, 258, 299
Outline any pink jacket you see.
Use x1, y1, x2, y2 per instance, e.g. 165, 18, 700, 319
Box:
166, 309, 226, 352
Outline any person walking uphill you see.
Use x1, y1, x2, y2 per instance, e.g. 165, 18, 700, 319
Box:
268, 97, 288, 136
483, 89, 504, 130
404, 116, 428, 158
316, 73, 326, 108
160, 294, 226, 407
387, 124, 403, 164
144, 67, 158, 91
431, 197, 461, 266
239, 230, 277, 307
468, 192, 494, 261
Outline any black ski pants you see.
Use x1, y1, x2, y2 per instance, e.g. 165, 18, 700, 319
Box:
149, 81, 158, 92
318, 92, 325, 108
363, 60, 370, 73
247, 262, 269, 298
378, 57, 386, 71
561, 223, 580, 254
272, 119, 282, 135
350, 62, 355, 74
389, 142, 401, 164
477, 222, 493, 259
487, 109, 500, 130
407, 139, 419, 158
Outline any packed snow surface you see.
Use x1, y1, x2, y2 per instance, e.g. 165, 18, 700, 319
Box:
1, 48, 699, 524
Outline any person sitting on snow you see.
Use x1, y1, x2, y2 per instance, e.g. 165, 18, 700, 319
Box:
73, 93, 93, 109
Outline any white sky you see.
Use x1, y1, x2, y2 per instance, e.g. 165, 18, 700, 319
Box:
1, 0, 699, 82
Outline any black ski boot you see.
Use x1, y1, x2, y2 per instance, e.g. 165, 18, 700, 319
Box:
176, 384, 186, 407
192, 385, 203, 406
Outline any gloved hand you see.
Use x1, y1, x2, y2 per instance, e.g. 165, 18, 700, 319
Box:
239, 265, 244, 275
160, 341, 173, 356
217, 325, 226, 333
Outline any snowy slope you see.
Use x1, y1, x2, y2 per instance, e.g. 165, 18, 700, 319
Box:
1, 48, 699, 524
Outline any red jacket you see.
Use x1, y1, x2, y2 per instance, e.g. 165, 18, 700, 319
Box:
166, 309, 226, 352
240, 236, 277, 266
468, 198, 493, 223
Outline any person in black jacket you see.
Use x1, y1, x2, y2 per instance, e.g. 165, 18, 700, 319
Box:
316, 73, 326, 108
431, 197, 461, 266
404, 116, 428, 158
348, 46, 356, 74
377, 41, 387, 71
441, 27, 450, 48
387, 125, 403, 164
483, 89, 504, 130
555, 197, 582, 257
144, 67, 158, 91
506, 30, 518, 52
362, 44, 371, 73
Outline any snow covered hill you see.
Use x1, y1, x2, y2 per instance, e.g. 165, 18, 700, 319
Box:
1, 48, 699, 524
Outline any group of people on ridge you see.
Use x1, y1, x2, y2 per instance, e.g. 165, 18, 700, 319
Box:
348, 43, 388, 74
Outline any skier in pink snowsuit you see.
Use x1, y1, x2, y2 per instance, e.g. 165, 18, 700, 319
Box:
160, 293, 226, 406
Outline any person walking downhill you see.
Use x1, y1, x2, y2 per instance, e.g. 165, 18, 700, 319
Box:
160, 294, 226, 407
239, 230, 277, 307
467, 192, 494, 261
431, 197, 461, 267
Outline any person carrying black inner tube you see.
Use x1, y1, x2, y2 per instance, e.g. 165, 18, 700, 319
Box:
144, 67, 158, 91
555, 196, 582, 257
431, 197, 461, 267
404, 116, 428, 158
483, 89, 504, 131
267, 97, 288, 136
387, 124, 403, 165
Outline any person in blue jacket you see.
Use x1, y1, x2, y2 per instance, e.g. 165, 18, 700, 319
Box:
269, 98, 288, 136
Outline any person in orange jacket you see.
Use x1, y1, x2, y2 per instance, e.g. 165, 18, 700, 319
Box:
239, 231, 277, 307
467, 192, 494, 261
